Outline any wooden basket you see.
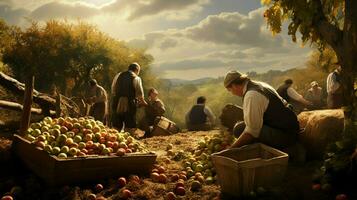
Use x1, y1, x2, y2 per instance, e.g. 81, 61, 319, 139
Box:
211, 143, 288, 197
12, 134, 157, 186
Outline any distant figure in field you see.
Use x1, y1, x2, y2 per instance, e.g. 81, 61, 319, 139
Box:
306, 81, 323, 110
277, 79, 312, 113
327, 66, 343, 109
141, 88, 166, 135
85, 79, 108, 122
185, 96, 216, 131
111, 63, 148, 133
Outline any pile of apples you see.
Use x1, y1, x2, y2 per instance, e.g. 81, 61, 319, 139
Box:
24, 117, 148, 158
179, 132, 235, 184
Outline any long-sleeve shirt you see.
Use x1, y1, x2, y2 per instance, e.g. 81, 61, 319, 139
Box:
86, 85, 107, 104
242, 81, 274, 138
287, 87, 305, 102
327, 71, 341, 94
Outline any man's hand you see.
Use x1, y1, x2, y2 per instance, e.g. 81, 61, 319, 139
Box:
230, 132, 255, 149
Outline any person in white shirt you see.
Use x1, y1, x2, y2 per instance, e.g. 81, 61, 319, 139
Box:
224, 71, 300, 150
277, 79, 312, 113
185, 96, 216, 131
111, 63, 147, 132
326, 66, 343, 108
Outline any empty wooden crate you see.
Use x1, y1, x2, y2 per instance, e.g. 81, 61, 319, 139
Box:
211, 143, 288, 197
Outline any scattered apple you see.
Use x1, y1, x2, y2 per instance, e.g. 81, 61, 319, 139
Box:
175, 186, 186, 196
118, 177, 126, 188
121, 189, 132, 199
336, 194, 348, 200
95, 184, 104, 192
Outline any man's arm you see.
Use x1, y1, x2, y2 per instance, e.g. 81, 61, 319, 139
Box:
204, 106, 216, 125
133, 77, 148, 106
230, 132, 255, 148
287, 87, 312, 105
230, 91, 268, 148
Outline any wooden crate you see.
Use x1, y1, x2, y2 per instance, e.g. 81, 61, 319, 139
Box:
151, 116, 179, 136
12, 134, 157, 186
211, 143, 288, 197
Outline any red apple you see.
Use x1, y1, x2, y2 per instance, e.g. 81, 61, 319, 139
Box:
1, 196, 13, 200
158, 174, 168, 183
87, 193, 96, 200
175, 186, 186, 196
312, 184, 321, 191
165, 192, 176, 200
152, 168, 159, 173
94, 184, 104, 192
151, 172, 160, 182
158, 166, 166, 174
171, 174, 179, 182
336, 194, 348, 200
116, 148, 126, 156
176, 182, 185, 189
118, 177, 126, 188
130, 175, 140, 184
125, 148, 132, 153
179, 174, 187, 181
121, 189, 132, 199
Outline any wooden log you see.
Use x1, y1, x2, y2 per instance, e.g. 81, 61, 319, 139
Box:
0, 100, 56, 115
0, 72, 81, 117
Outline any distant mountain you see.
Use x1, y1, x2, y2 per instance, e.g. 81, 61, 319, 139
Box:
161, 77, 216, 86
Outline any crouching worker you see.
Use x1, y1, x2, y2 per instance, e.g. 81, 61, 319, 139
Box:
141, 88, 166, 135
185, 96, 216, 131
85, 79, 108, 123
224, 70, 305, 162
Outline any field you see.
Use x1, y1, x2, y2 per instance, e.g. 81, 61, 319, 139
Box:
0, 129, 335, 200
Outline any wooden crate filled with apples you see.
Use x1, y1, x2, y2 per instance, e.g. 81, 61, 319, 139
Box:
12, 116, 157, 186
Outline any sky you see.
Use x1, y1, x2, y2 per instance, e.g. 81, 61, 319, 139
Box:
0, 0, 313, 80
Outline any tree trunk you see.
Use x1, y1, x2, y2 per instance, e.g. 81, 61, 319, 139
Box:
19, 75, 34, 135
339, 0, 357, 135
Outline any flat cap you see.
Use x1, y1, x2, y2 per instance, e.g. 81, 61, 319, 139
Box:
223, 70, 248, 88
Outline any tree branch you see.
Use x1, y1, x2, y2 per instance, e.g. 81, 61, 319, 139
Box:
311, 0, 343, 51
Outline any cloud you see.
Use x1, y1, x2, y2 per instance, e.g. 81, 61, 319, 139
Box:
30, 1, 99, 20
103, 0, 210, 21
155, 58, 227, 71
0, 3, 30, 25
183, 8, 283, 48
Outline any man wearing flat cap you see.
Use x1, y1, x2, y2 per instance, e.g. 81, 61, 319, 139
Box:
224, 70, 300, 150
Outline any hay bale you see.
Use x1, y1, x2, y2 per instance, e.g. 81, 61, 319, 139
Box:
219, 104, 243, 130
298, 109, 344, 159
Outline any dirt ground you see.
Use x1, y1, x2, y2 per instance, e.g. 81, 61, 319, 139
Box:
0, 130, 343, 200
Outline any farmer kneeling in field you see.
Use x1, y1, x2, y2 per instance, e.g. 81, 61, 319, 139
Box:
85, 79, 108, 123
140, 88, 166, 135
185, 96, 216, 131
224, 71, 305, 159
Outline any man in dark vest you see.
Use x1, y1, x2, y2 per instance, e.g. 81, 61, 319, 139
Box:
277, 79, 311, 113
224, 70, 300, 150
185, 96, 216, 131
327, 66, 343, 108
111, 63, 147, 133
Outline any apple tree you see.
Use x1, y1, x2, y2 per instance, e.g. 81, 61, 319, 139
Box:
262, 0, 357, 188
262, 0, 356, 132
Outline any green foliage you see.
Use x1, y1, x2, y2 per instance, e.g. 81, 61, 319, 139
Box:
1, 20, 154, 96
262, 0, 344, 45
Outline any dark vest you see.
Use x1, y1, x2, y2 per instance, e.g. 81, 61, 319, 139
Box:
332, 71, 341, 83
244, 81, 300, 134
189, 105, 207, 125
116, 71, 136, 100
277, 83, 290, 102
